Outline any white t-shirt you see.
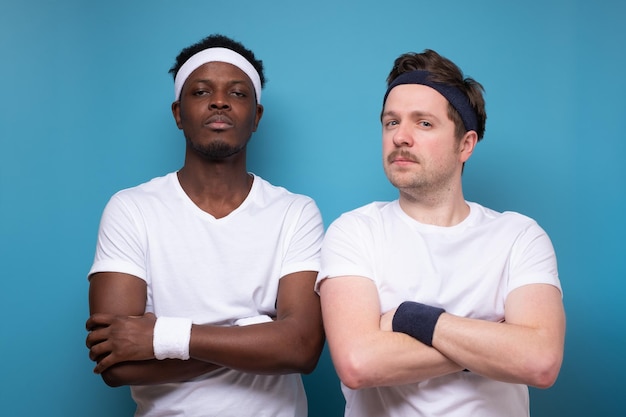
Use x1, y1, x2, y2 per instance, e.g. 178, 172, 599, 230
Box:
317, 200, 561, 417
89, 172, 324, 417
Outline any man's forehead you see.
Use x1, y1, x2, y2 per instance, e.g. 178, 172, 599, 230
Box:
384, 84, 449, 110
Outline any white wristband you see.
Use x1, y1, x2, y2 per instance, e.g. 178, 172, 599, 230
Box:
153, 316, 192, 360
234, 315, 273, 326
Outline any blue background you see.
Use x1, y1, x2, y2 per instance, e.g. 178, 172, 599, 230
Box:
1, 1, 624, 416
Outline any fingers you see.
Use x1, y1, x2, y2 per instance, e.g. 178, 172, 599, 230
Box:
85, 314, 119, 371
85, 313, 115, 331
88, 338, 109, 362
85, 313, 157, 372
85, 326, 108, 349
86, 332, 126, 374
92, 351, 114, 374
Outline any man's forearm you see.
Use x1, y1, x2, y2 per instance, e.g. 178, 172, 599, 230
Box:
99, 358, 220, 387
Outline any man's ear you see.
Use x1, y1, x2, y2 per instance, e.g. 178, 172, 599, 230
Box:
459, 130, 478, 163
252, 104, 264, 132
171, 101, 183, 130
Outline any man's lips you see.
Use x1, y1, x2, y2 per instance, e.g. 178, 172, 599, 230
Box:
204, 114, 234, 129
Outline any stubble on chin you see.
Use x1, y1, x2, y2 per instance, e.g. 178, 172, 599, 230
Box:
187, 137, 247, 161
386, 170, 422, 190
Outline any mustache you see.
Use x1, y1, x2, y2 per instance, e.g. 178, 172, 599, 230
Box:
387, 150, 418, 164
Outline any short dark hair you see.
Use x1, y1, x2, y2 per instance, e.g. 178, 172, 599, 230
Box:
168, 34, 266, 88
386, 49, 486, 140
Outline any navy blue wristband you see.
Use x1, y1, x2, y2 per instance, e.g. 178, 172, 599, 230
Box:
392, 301, 445, 347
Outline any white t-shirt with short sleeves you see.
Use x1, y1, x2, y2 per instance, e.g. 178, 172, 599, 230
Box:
317, 200, 561, 417
90, 172, 324, 417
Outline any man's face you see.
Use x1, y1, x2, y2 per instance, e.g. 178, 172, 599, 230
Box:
381, 84, 466, 194
172, 61, 263, 160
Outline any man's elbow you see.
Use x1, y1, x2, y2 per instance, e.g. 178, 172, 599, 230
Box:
296, 355, 320, 375
525, 351, 563, 389
100, 372, 125, 388
99, 364, 132, 388
292, 335, 325, 374
332, 350, 377, 390
337, 369, 368, 390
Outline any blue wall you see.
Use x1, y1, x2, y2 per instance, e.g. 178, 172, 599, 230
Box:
1, 1, 624, 415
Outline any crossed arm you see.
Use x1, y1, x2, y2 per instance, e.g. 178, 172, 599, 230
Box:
319, 275, 565, 390
86, 270, 324, 387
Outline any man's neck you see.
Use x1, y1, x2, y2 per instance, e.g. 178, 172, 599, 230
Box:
398, 189, 469, 227
177, 162, 253, 219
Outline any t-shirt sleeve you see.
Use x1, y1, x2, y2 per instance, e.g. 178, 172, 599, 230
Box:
280, 198, 325, 278
315, 212, 377, 293
88, 193, 147, 281
508, 221, 562, 296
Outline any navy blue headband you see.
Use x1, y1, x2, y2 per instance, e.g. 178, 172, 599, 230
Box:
383, 70, 478, 132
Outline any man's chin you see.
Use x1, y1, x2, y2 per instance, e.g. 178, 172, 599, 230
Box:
190, 140, 247, 160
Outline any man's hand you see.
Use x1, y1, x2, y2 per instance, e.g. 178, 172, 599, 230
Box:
86, 312, 157, 374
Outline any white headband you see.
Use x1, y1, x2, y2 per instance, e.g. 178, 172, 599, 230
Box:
173, 47, 262, 103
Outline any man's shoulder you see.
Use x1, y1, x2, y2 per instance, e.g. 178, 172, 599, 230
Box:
112, 173, 175, 198
469, 202, 542, 232
105, 173, 176, 212
253, 175, 317, 207
347, 200, 393, 214
331, 201, 395, 227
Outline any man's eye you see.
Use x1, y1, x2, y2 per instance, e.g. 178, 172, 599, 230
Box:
193, 90, 209, 96
419, 121, 432, 127
385, 120, 398, 127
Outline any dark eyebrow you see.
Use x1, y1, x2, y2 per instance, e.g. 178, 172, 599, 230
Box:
381, 110, 440, 121
410, 110, 439, 120
381, 110, 399, 121
192, 78, 250, 87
